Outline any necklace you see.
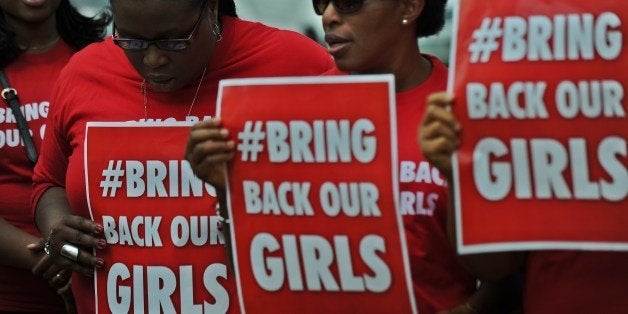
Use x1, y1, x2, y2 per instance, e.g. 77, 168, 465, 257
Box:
19, 35, 60, 52
141, 67, 207, 120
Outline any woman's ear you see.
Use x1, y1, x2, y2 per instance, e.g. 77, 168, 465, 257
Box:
401, 0, 425, 25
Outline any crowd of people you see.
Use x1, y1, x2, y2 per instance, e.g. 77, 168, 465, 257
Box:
1, 0, 625, 313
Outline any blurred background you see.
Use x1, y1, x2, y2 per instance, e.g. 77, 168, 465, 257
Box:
72, 0, 455, 64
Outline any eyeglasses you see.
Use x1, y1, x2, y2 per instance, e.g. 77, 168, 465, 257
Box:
113, 0, 208, 51
312, 0, 365, 15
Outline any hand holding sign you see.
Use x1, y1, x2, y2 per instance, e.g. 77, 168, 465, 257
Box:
186, 118, 235, 191
218, 76, 416, 313
448, 0, 627, 253
418, 92, 461, 180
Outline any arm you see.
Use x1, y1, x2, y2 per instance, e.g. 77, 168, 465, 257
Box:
0, 217, 73, 306
185, 118, 235, 268
418, 92, 526, 282
34, 187, 105, 277
0, 217, 42, 269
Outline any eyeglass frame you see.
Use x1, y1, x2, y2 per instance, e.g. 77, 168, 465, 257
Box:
312, 0, 366, 15
112, 0, 210, 52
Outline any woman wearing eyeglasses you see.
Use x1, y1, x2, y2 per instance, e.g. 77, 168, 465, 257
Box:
31, 0, 333, 313
0, 0, 109, 312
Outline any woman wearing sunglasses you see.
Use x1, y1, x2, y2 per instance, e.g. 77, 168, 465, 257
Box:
186, 0, 509, 313
0, 0, 109, 312
313, 0, 496, 313
31, 0, 333, 313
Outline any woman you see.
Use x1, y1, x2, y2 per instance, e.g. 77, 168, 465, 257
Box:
186, 0, 509, 313
0, 0, 109, 312
420, 90, 628, 313
32, 0, 334, 313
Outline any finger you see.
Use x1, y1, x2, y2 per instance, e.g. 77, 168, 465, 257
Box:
426, 91, 455, 108
41, 260, 64, 280
67, 260, 96, 277
27, 238, 45, 251
74, 246, 105, 270
421, 120, 460, 145
422, 103, 460, 132
187, 131, 232, 164
193, 153, 235, 185
190, 140, 235, 166
48, 243, 104, 276
61, 215, 103, 236
191, 117, 222, 130
32, 253, 54, 276
54, 227, 102, 252
49, 270, 71, 289
187, 128, 230, 151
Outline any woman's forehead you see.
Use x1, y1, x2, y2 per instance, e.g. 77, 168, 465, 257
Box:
113, 1, 200, 37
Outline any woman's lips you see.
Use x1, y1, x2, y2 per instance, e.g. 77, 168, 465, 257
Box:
325, 34, 351, 58
21, 0, 47, 7
147, 76, 175, 91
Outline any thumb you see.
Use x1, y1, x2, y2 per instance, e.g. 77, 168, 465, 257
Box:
27, 238, 45, 251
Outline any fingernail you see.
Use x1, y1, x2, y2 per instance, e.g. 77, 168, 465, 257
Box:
227, 141, 235, 148
94, 225, 103, 234
26, 243, 38, 249
95, 258, 105, 268
97, 239, 107, 250
220, 129, 228, 136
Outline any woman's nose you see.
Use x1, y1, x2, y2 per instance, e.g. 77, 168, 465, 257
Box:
142, 44, 169, 69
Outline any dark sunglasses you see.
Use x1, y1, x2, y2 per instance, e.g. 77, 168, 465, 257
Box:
312, 0, 365, 15
113, 0, 208, 51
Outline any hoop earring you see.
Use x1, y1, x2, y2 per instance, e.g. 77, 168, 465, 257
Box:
213, 23, 222, 42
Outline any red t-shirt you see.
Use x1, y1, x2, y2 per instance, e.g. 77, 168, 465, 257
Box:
525, 251, 628, 313
326, 55, 476, 313
0, 41, 73, 312
32, 16, 333, 314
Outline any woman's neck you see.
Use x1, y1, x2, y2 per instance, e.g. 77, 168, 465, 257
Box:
6, 13, 60, 52
392, 49, 432, 92
354, 41, 433, 92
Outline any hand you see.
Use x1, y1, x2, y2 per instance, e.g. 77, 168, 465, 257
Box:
185, 118, 235, 190
418, 92, 461, 179
27, 239, 72, 289
33, 215, 106, 277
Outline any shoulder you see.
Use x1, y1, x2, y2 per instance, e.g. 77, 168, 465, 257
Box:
223, 16, 333, 73
60, 38, 133, 83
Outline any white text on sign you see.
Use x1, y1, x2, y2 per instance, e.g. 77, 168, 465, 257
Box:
107, 263, 228, 313
237, 119, 377, 163
243, 181, 382, 217
100, 160, 217, 198
469, 12, 622, 63
473, 137, 627, 201
250, 233, 391, 293
102, 215, 225, 247
466, 80, 625, 120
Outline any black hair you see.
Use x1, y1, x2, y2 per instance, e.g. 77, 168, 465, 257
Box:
0, 0, 111, 68
416, 0, 447, 38
218, 0, 237, 17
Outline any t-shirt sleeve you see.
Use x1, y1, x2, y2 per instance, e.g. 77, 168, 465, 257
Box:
279, 31, 335, 74
31, 67, 73, 216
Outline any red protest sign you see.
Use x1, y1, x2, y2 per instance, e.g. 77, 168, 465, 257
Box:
85, 123, 239, 313
218, 76, 416, 313
450, 0, 628, 253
